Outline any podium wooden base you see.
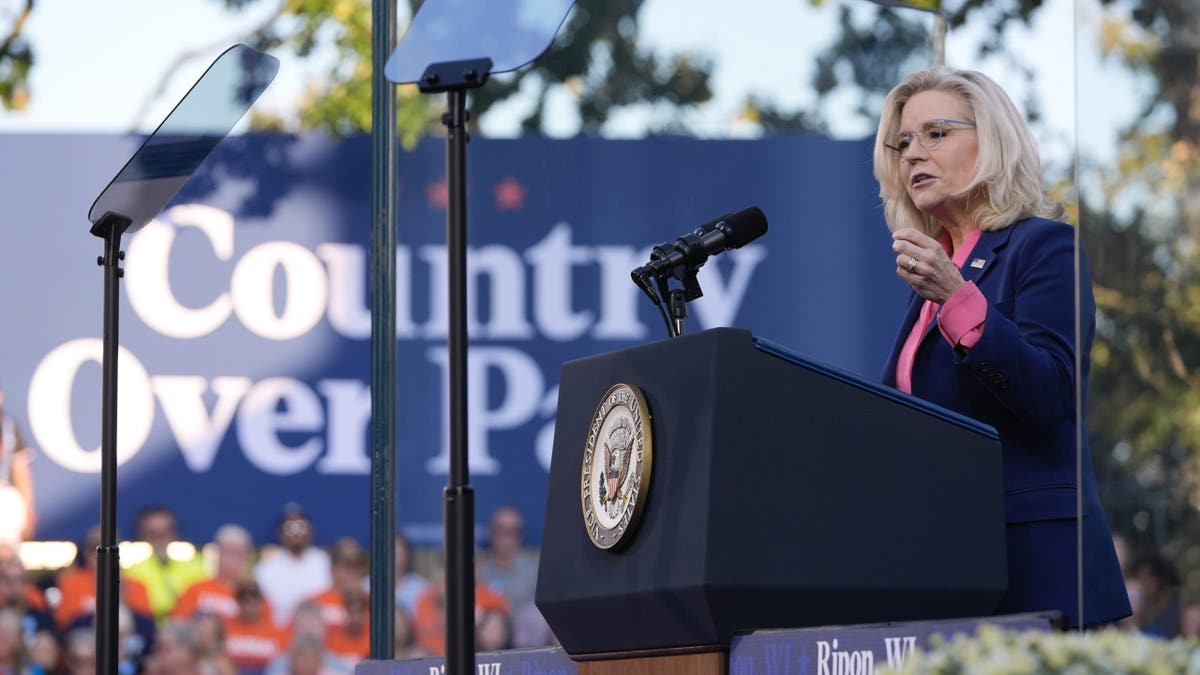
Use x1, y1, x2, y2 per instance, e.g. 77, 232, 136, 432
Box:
575, 646, 727, 675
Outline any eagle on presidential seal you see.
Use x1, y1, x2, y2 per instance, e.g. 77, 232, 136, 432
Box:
580, 382, 654, 550
598, 416, 633, 518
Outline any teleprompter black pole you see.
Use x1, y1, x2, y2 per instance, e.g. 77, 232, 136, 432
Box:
368, 0, 398, 659
443, 85, 475, 675
412, 57, 489, 675
91, 212, 131, 675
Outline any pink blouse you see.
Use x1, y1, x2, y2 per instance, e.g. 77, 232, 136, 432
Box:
895, 229, 986, 394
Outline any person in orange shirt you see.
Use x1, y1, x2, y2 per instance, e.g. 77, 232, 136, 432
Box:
475, 608, 513, 652
54, 525, 154, 630
224, 579, 289, 674
307, 538, 366, 632
263, 601, 348, 674
411, 565, 509, 656
173, 525, 266, 622
323, 587, 369, 666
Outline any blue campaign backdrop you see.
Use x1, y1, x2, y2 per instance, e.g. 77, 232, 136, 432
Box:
0, 133, 908, 548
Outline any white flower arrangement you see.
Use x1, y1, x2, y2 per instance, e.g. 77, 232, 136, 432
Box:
879, 624, 1200, 675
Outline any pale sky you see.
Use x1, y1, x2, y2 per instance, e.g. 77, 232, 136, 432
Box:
0, 0, 1138, 169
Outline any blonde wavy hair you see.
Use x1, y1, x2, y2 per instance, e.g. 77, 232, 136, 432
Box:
873, 66, 1063, 236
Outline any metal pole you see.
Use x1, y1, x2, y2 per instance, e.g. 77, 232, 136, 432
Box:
443, 87, 475, 675
932, 13, 947, 66
94, 214, 128, 675
369, 0, 398, 659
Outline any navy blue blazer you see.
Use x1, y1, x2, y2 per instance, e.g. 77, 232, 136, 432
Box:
881, 217, 1130, 627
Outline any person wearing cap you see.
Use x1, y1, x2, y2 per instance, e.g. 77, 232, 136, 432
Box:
254, 506, 331, 627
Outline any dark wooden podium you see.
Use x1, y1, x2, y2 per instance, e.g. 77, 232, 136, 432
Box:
535, 329, 1008, 674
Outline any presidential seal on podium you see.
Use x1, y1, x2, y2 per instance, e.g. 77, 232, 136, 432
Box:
581, 383, 653, 550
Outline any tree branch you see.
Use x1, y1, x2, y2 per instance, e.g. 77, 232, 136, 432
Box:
1162, 327, 1189, 380
0, 0, 34, 63
1131, 343, 1171, 395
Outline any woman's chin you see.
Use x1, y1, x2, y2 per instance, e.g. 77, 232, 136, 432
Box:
915, 200, 971, 229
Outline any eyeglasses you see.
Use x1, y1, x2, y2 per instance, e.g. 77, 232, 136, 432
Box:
884, 118, 976, 157
281, 519, 311, 537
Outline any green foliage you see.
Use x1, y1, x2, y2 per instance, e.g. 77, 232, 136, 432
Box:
212, 0, 714, 140
466, 0, 714, 135
880, 625, 1200, 675
810, 5, 934, 121
742, 96, 827, 135
873, 0, 941, 10
0, 0, 33, 111
208, 0, 424, 145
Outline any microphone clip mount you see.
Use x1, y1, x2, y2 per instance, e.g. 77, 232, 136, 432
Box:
632, 234, 707, 339
631, 206, 767, 339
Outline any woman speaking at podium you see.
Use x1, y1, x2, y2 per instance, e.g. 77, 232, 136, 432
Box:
874, 66, 1130, 628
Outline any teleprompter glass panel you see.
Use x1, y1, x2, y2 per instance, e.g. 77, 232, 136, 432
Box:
385, 0, 575, 85
88, 44, 279, 233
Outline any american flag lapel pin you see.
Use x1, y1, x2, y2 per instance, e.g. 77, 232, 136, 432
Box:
970, 258, 986, 269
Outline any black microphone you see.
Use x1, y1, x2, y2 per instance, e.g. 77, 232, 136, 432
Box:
633, 206, 768, 281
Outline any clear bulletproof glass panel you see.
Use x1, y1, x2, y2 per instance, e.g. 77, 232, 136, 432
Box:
1077, 0, 1187, 628
450, 0, 1087, 624
474, 0, 945, 368
88, 44, 279, 233
385, 0, 575, 84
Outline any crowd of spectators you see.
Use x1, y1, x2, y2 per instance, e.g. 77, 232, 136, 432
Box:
13, 503, 1200, 673
0, 504, 552, 674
